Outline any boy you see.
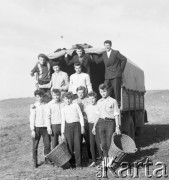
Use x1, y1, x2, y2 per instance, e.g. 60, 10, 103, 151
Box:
84, 91, 103, 167
38, 61, 69, 92
61, 92, 85, 168
47, 89, 63, 149
30, 54, 51, 92
29, 90, 51, 168
68, 62, 92, 97
92, 84, 121, 171
73, 86, 92, 163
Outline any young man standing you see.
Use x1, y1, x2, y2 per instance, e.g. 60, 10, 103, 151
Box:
65, 46, 94, 75
69, 63, 93, 97
61, 92, 85, 168
29, 90, 51, 168
92, 84, 121, 173
73, 86, 92, 163
47, 89, 63, 149
94, 40, 127, 107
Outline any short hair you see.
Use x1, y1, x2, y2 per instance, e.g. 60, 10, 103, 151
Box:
104, 40, 112, 46
99, 83, 108, 90
88, 91, 97, 99
76, 46, 84, 52
51, 89, 60, 95
76, 86, 86, 93
38, 53, 49, 61
52, 61, 60, 68
34, 90, 44, 97
74, 62, 82, 67
62, 92, 73, 99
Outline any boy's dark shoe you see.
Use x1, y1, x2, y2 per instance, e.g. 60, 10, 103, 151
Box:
44, 158, 53, 165
33, 162, 38, 168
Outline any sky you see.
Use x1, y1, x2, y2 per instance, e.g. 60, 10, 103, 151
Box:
0, 0, 169, 100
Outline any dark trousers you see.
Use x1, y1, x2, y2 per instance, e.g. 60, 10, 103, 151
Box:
95, 124, 103, 158
65, 122, 81, 167
51, 124, 61, 149
104, 78, 121, 107
81, 119, 92, 160
98, 119, 115, 157
32, 127, 51, 163
89, 123, 103, 162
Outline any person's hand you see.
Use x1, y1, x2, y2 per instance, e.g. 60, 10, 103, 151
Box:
60, 81, 65, 87
30, 104, 36, 109
31, 130, 36, 138
115, 127, 121, 135
61, 133, 65, 140
47, 128, 52, 135
81, 126, 85, 134
92, 126, 96, 135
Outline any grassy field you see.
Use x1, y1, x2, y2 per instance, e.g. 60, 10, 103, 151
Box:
0, 90, 169, 180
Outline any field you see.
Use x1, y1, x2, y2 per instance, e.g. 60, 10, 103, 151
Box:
0, 90, 169, 180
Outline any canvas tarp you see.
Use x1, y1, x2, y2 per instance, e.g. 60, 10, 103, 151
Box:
47, 47, 145, 92
122, 59, 145, 92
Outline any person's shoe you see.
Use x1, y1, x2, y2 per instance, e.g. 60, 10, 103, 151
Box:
96, 156, 103, 161
89, 162, 96, 167
44, 158, 53, 165
33, 162, 38, 168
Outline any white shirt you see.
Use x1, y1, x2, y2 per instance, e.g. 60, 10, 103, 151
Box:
61, 103, 84, 133
29, 102, 50, 131
47, 100, 63, 125
51, 71, 69, 90
69, 72, 92, 94
97, 96, 120, 119
84, 104, 100, 123
107, 50, 112, 58
38, 71, 69, 90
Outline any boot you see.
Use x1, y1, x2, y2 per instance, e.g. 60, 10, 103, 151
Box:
102, 157, 108, 178
33, 158, 38, 168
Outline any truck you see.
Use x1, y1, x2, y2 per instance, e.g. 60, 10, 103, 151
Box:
47, 44, 147, 140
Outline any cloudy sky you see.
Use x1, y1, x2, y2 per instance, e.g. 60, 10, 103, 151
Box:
0, 0, 169, 99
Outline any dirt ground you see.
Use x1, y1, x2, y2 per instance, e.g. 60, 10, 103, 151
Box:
0, 90, 169, 180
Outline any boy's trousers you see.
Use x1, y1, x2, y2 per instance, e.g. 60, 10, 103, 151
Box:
81, 119, 92, 160
88, 123, 103, 162
32, 127, 51, 162
65, 122, 81, 167
51, 124, 61, 149
97, 118, 115, 157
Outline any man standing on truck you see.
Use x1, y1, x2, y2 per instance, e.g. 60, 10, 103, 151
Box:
94, 40, 127, 107
64, 46, 94, 76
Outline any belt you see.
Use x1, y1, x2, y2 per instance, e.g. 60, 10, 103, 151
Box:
99, 117, 115, 121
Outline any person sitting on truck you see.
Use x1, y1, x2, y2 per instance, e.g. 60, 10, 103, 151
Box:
69, 62, 93, 99
30, 54, 52, 92
94, 40, 127, 107
64, 46, 94, 75
38, 61, 69, 92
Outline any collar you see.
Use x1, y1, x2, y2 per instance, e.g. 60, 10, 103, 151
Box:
51, 99, 60, 104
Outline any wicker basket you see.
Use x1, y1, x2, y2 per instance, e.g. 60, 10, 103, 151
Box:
108, 133, 137, 168
45, 140, 71, 167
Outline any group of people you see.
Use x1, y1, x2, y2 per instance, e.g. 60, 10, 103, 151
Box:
29, 40, 127, 169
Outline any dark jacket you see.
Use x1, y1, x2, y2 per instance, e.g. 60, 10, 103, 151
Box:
65, 54, 94, 75
95, 49, 127, 79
